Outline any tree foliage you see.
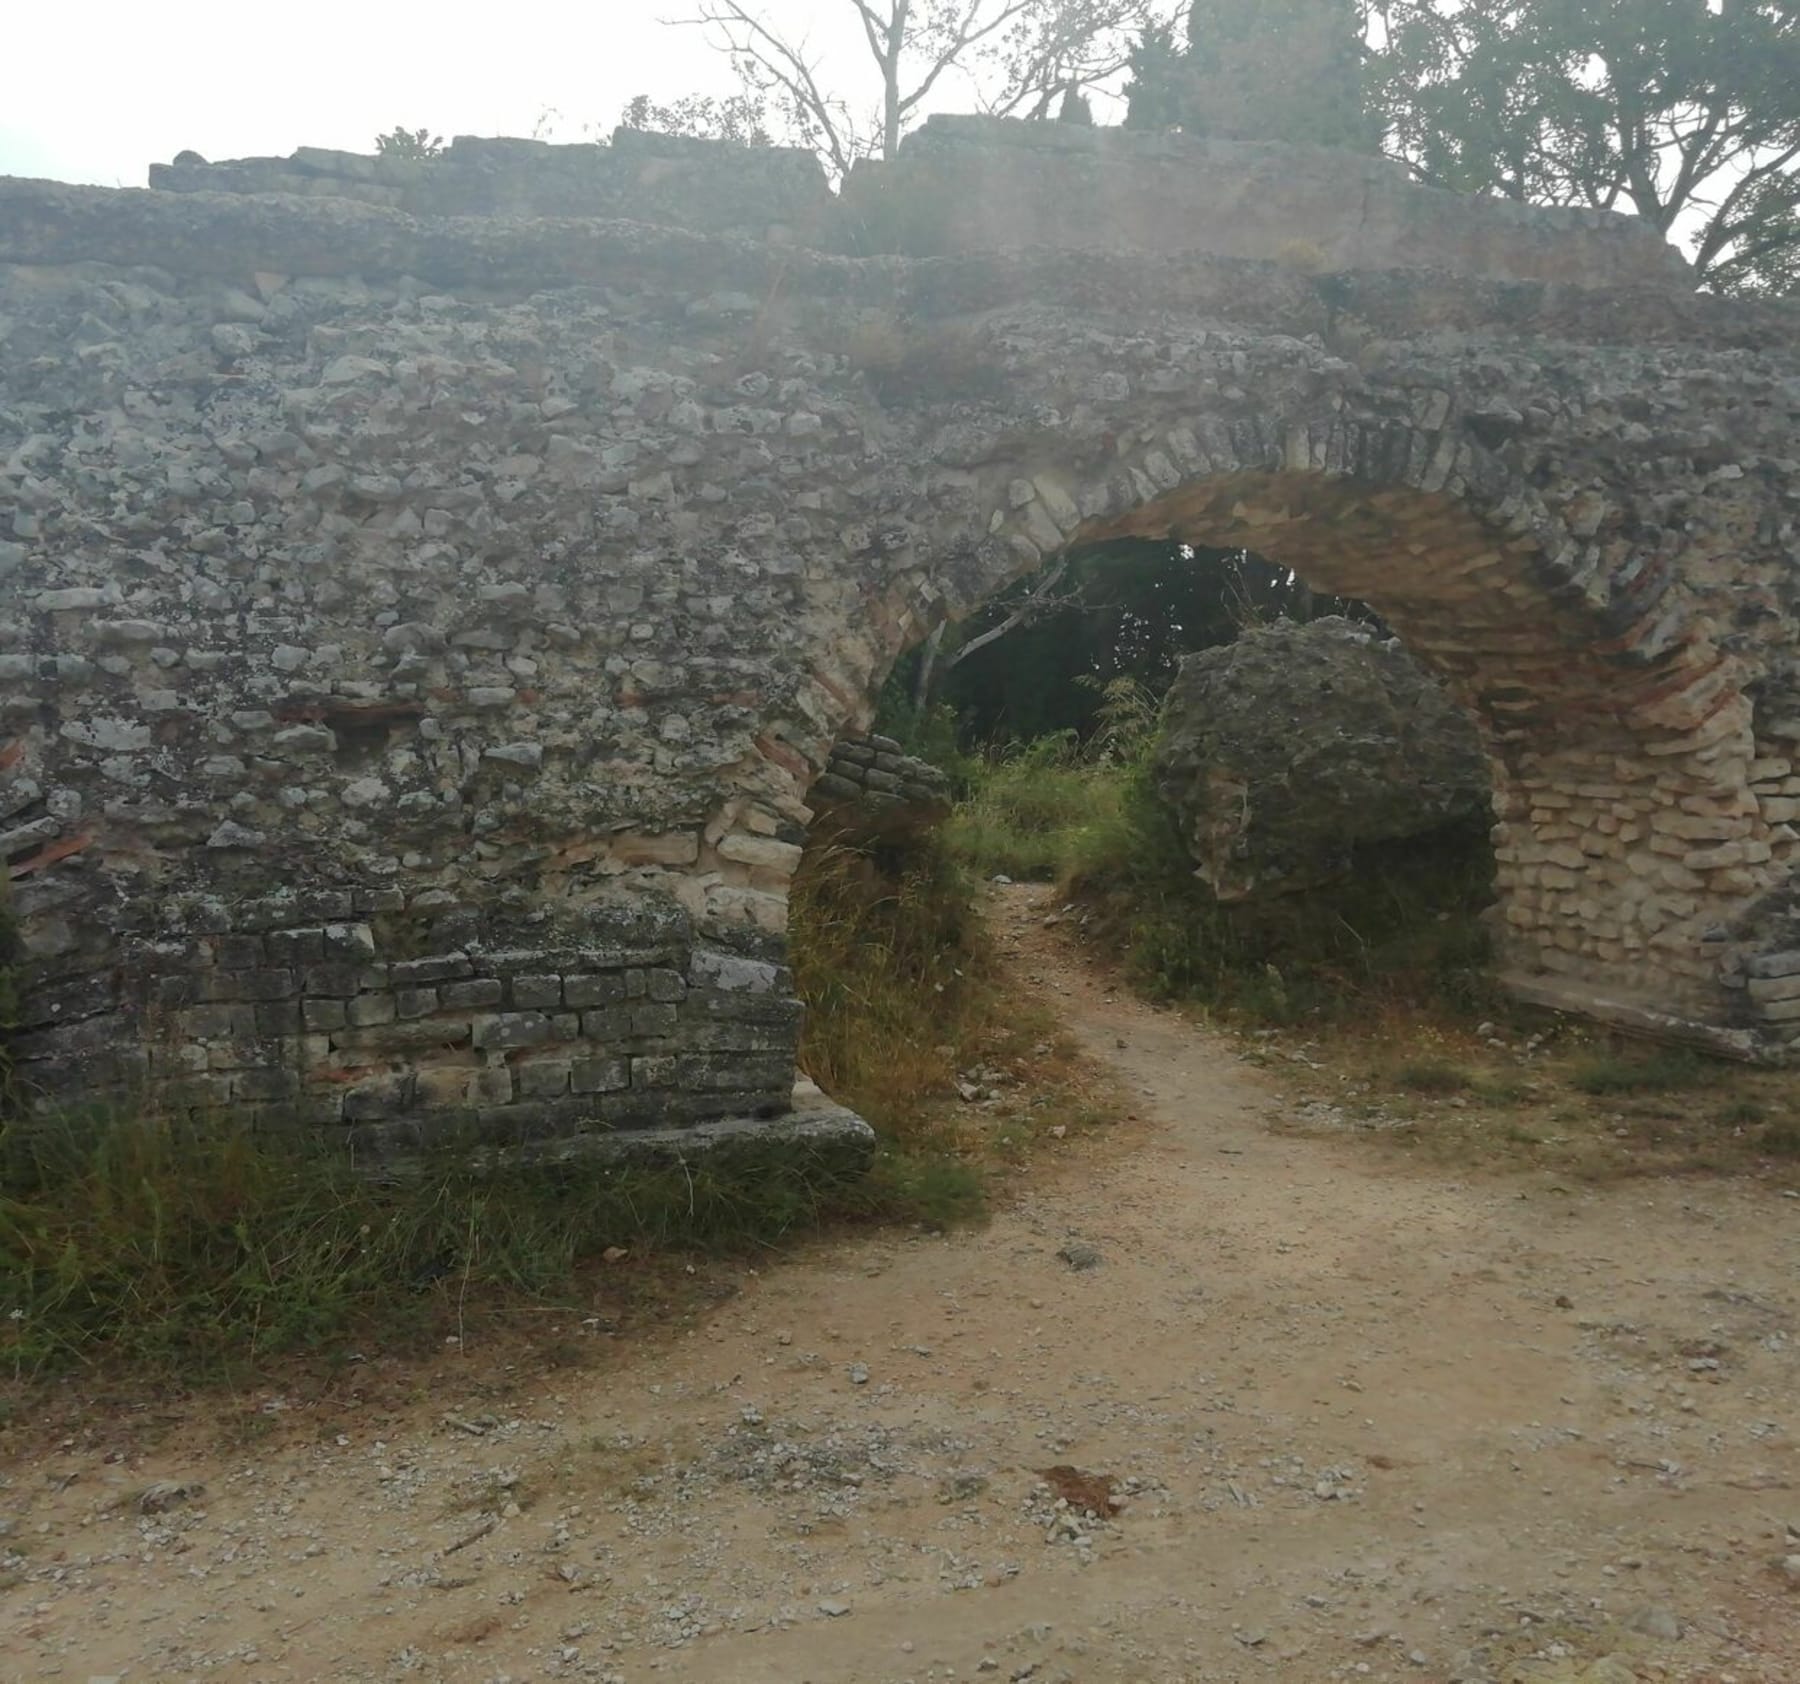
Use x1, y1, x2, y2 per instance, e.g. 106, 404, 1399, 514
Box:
618, 91, 776, 146
373, 126, 445, 160
1367, 0, 1800, 293
1128, 0, 1800, 292
1126, 0, 1373, 150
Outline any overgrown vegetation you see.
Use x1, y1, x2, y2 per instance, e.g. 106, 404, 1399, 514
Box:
0, 1108, 871, 1379
934, 713, 1496, 1029
788, 828, 1108, 1209
0, 820, 1104, 1381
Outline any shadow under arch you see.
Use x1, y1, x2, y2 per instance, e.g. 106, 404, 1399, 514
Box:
802, 407, 1769, 1052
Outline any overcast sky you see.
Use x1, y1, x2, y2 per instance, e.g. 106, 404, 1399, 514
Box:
2, 0, 887, 186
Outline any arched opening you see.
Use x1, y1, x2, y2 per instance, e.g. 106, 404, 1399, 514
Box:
788, 436, 1774, 1056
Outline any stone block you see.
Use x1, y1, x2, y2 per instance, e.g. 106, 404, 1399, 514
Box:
717, 830, 804, 871
266, 927, 326, 963
471, 1011, 554, 1050
333, 1018, 474, 1052
391, 953, 473, 985
511, 973, 563, 1008
234, 1066, 300, 1102
254, 1000, 302, 1036
517, 1059, 573, 1098
631, 1054, 679, 1088
644, 967, 687, 1003
213, 934, 267, 967
629, 1003, 678, 1038
1746, 972, 1800, 1004
347, 992, 398, 1027
416, 1066, 478, 1108
571, 1057, 630, 1094
441, 978, 504, 1009
474, 1065, 515, 1104
563, 972, 626, 1007
394, 986, 439, 1019
218, 968, 298, 1002
302, 964, 363, 998
581, 1005, 632, 1040
344, 1075, 413, 1121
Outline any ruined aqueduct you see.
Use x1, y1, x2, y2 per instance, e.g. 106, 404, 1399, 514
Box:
4, 118, 1800, 1156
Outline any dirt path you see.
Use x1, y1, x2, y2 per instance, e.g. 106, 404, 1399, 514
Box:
5, 884, 1798, 1684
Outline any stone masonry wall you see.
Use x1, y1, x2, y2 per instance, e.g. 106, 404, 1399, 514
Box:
3, 117, 1800, 1160
811, 734, 952, 837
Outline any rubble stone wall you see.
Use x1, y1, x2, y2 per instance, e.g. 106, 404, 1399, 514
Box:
4, 116, 1800, 1156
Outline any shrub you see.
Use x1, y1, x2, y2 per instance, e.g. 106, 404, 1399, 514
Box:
1058, 749, 1498, 1026
1566, 1049, 1715, 1096
373, 126, 444, 160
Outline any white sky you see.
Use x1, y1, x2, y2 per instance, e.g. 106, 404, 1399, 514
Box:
1, 0, 881, 186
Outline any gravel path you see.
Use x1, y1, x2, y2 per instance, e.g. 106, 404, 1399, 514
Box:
4, 884, 1797, 1683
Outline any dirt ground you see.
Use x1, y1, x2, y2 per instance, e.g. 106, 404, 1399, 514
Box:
3, 884, 1797, 1684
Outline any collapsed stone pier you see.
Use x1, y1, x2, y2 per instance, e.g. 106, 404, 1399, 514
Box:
3, 118, 1800, 1156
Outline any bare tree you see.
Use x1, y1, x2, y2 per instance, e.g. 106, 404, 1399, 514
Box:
677, 0, 1169, 175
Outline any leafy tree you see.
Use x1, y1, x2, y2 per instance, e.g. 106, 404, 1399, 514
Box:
1125, 0, 1375, 150
676, 0, 1171, 176
373, 126, 445, 160
1367, 0, 1800, 293
618, 91, 776, 146
1128, 0, 1800, 292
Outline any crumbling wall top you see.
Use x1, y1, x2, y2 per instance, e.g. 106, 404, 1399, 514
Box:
841, 115, 1696, 291
121, 114, 1695, 295
146, 128, 833, 245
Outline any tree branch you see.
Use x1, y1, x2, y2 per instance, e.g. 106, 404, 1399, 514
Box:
943, 556, 1076, 671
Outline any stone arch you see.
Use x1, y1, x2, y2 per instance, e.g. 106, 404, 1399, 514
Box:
6, 118, 1799, 1159
778, 400, 1767, 1051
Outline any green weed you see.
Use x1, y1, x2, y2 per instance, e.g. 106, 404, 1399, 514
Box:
1760, 1121, 1800, 1157
1566, 1049, 1716, 1096
1057, 752, 1498, 1027
1395, 1059, 1474, 1094
944, 735, 1126, 882
0, 1106, 867, 1379
787, 821, 1105, 1225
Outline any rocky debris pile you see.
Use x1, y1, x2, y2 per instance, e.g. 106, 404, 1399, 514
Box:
810, 734, 952, 840
1152, 617, 1491, 901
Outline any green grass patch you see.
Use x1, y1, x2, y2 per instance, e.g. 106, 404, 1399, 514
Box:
944, 735, 1126, 882
1394, 1059, 1474, 1094
1566, 1049, 1716, 1096
0, 1105, 876, 1380
789, 832, 996, 1131
1, 805, 1095, 1382
1759, 1121, 1800, 1157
